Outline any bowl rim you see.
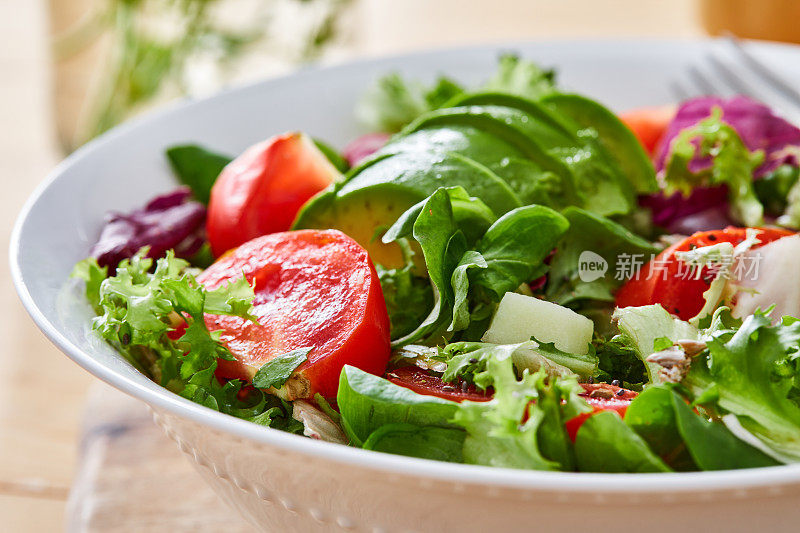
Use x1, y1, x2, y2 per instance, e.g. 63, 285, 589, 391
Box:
12, 37, 800, 494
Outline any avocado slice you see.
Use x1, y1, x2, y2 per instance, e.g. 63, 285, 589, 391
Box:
294, 152, 521, 268
402, 105, 634, 215
447, 92, 576, 141
540, 93, 657, 193
336, 151, 521, 215
404, 106, 574, 180
294, 186, 422, 268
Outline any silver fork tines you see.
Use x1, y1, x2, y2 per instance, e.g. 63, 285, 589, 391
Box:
673, 35, 800, 124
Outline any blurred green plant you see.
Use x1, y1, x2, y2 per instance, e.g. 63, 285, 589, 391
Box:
54, 0, 350, 149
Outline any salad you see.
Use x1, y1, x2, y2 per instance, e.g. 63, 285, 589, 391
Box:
73, 55, 800, 473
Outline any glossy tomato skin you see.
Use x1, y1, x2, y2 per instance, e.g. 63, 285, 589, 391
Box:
565, 383, 638, 441
386, 366, 493, 403
197, 229, 391, 399
615, 227, 794, 321
206, 133, 339, 257
619, 105, 676, 155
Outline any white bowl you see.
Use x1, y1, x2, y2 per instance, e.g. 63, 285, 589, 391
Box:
12, 39, 800, 532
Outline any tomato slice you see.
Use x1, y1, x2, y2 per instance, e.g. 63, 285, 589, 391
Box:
619, 105, 676, 155
197, 229, 391, 399
565, 383, 637, 441
616, 227, 794, 320
386, 366, 493, 403
206, 133, 339, 257
386, 367, 635, 441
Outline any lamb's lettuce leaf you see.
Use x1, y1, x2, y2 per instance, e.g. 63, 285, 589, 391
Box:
624, 384, 778, 471
383, 187, 567, 346
337, 365, 459, 445
574, 410, 672, 473
362, 423, 465, 462
670, 390, 779, 470
166, 144, 232, 204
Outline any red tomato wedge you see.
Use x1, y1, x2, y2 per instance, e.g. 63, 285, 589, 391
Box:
206, 133, 340, 257
386, 366, 493, 403
197, 230, 391, 400
619, 105, 676, 155
616, 227, 794, 321
565, 383, 638, 441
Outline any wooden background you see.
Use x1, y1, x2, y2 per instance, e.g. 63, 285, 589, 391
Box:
0, 0, 704, 530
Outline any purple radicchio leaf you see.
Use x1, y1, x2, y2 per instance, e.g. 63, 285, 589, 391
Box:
644, 96, 800, 233
90, 187, 207, 269
342, 133, 391, 167
654, 95, 800, 177
638, 186, 734, 234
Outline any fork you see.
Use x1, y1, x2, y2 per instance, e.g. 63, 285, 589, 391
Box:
671, 35, 800, 124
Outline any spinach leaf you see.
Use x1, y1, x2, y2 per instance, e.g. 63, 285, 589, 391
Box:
166, 144, 232, 204
474, 205, 569, 300
384, 188, 568, 346
624, 385, 696, 470
252, 347, 312, 390
574, 411, 672, 473
337, 365, 459, 445
546, 207, 660, 307
670, 390, 779, 470
362, 423, 465, 462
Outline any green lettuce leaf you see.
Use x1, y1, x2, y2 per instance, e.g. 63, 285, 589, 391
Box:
71, 251, 302, 432
484, 54, 556, 100
356, 54, 555, 133
684, 312, 800, 461
441, 340, 597, 385
451, 355, 589, 470
376, 264, 434, 340
612, 304, 699, 383
356, 73, 465, 133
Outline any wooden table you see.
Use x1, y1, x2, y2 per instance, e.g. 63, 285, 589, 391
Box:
0, 0, 701, 530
